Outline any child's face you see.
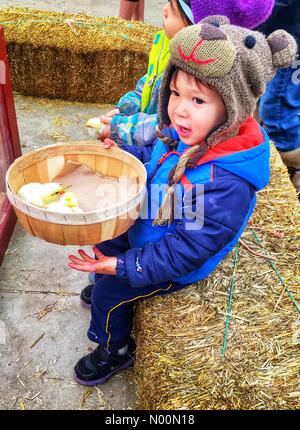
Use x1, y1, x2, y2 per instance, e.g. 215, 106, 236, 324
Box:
162, 1, 187, 39
168, 70, 227, 146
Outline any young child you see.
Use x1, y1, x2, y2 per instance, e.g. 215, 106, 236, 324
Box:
95, 0, 275, 147
69, 16, 296, 386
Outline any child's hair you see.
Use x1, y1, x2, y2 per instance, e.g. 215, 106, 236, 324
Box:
175, 0, 193, 26
155, 125, 178, 149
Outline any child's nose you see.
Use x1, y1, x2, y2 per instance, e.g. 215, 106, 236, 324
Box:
174, 100, 189, 117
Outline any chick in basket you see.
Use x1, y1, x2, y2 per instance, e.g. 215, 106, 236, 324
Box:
47, 192, 83, 214
18, 183, 83, 213
18, 182, 65, 208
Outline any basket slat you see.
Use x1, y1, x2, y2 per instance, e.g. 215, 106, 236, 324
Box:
76, 154, 96, 172
95, 156, 109, 176
46, 156, 65, 181
15, 209, 34, 236
106, 158, 125, 178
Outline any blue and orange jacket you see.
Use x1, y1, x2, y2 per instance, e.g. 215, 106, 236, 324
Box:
116, 117, 270, 289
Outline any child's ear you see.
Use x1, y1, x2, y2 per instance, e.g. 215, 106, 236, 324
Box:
199, 15, 230, 27
267, 30, 297, 69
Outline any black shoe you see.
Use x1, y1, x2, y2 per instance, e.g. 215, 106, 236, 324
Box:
80, 284, 94, 308
74, 338, 136, 386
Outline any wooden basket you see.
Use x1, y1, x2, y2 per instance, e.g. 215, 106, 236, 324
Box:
6, 142, 147, 246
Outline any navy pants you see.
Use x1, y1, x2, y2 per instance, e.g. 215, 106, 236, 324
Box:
88, 233, 187, 351
259, 65, 300, 152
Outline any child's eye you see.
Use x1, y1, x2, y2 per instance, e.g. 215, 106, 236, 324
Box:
193, 97, 204, 105
170, 89, 179, 96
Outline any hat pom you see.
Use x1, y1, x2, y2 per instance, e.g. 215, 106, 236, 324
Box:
267, 30, 298, 69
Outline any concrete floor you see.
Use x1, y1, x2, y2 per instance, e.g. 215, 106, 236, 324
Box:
0, 0, 163, 410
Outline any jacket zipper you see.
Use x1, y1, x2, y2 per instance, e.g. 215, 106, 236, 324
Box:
147, 32, 166, 89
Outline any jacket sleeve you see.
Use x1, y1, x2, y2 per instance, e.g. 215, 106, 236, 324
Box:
116, 175, 255, 288
115, 75, 146, 116
110, 112, 159, 147
119, 140, 156, 164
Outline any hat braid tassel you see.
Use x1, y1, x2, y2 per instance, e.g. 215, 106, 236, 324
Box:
153, 184, 175, 226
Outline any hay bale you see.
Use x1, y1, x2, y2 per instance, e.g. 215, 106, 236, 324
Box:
0, 8, 158, 103
134, 144, 300, 410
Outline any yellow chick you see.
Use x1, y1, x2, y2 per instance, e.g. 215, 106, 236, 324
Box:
17, 183, 84, 214
47, 191, 83, 214
47, 201, 83, 214
40, 183, 65, 205
18, 183, 45, 208
18, 182, 65, 208
86, 117, 106, 139
47, 193, 83, 214
60, 192, 78, 207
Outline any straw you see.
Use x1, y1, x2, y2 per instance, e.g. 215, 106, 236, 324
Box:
0, 7, 157, 103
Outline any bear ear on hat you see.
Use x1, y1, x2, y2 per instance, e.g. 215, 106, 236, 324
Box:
267, 30, 297, 69
199, 15, 230, 27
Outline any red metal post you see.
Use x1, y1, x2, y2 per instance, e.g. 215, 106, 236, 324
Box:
0, 26, 21, 265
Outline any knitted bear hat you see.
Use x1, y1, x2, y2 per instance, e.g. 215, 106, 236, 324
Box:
159, 15, 297, 147
189, 0, 275, 28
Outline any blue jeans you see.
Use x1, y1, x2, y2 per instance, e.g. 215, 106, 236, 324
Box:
259, 65, 300, 153
87, 233, 187, 350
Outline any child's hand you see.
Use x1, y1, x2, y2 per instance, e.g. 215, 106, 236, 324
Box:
98, 108, 119, 139
68, 247, 117, 275
102, 138, 117, 149
101, 108, 119, 119
97, 124, 111, 141
100, 116, 113, 126
99, 110, 119, 128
